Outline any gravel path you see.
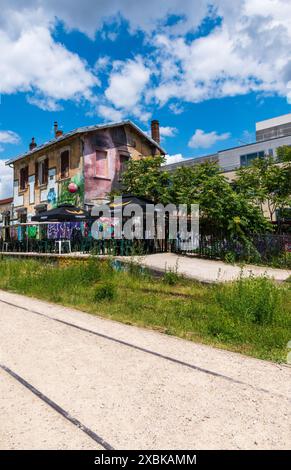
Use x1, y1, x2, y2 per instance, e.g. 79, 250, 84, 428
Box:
0, 289, 290, 450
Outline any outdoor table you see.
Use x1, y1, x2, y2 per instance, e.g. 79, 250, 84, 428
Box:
55, 240, 71, 255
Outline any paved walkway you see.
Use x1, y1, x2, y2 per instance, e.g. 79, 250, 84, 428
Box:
130, 253, 291, 283
1, 251, 290, 282
0, 290, 290, 450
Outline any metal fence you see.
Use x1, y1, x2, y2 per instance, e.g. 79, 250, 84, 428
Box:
173, 233, 291, 265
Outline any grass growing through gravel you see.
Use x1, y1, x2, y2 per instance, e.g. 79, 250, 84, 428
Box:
0, 256, 290, 363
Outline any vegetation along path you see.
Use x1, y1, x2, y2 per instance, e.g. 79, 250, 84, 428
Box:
0, 289, 290, 450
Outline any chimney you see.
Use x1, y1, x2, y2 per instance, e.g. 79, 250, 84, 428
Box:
151, 120, 160, 144
54, 121, 63, 138
29, 137, 37, 151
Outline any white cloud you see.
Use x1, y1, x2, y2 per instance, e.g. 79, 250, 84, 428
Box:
27, 95, 63, 111
0, 130, 20, 145
160, 126, 178, 138
1, 1, 291, 115
169, 102, 184, 115
188, 129, 230, 149
163, 153, 185, 165
0, 4, 99, 110
105, 57, 150, 110
97, 105, 124, 122
0, 160, 13, 199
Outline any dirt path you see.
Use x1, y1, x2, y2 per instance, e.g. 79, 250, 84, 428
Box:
0, 290, 290, 450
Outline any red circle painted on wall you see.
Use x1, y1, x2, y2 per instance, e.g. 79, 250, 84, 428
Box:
68, 182, 78, 193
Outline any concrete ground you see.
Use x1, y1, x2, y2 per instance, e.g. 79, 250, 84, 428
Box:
2, 251, 290, 282
130, 253, 291, 283
0, 290, 290, 450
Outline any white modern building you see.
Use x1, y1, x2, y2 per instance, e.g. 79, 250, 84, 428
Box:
163, 113, 291, 173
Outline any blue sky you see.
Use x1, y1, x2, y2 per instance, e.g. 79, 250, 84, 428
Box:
1, 0, 291, 198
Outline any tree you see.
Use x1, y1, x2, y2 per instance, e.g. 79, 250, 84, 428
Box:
235, 151, 291, 222
121, 158, 270, 237
169, 162, 270, 236
121, 155, 171, 203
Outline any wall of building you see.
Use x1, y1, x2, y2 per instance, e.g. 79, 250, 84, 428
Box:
218, 134, 291, 172
84, 125, 162, 205
12, 136, 83, 221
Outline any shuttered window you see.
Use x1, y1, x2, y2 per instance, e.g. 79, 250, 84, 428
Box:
19, 166, 28, 190
37, 158, 49, 186
96, 151, 108, 178
60, 150, 70, 179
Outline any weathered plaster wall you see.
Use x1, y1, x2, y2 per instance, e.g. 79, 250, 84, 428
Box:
13, 137, 83, 219
84, 125, 162, 204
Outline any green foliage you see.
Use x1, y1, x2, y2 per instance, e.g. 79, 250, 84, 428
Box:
0, 258, 290, 362
215, 275, 283, 325
163, 269, 180, 285
80, 258, 102, 284
94, 281, 116, 302
121, 155, 170, 203
235, 152, 291, 222
121, 158, 271, 238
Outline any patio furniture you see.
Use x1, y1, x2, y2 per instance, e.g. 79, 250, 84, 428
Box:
2, 242, 9, 252
55, 240, 71, 255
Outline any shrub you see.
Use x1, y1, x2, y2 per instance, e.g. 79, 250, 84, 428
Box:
215, 275, 283, 325
80, 259, 102, 284
163, 270, 180, 285
94, 282, 116, 302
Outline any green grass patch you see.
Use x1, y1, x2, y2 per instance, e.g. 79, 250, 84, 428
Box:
0, 256, 290, 363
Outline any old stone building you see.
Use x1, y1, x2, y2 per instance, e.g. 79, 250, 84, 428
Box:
6, 120, 165, 222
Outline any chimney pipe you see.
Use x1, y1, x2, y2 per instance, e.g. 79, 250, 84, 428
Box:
151, 120, 160, 144
54, 121, 63, 138
29, 137, 37, 151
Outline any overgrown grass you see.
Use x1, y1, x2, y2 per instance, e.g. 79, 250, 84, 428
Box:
0, 256, 290, 363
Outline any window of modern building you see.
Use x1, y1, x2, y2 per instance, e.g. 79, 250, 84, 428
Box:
19, 166, 29, 190
60, 150, 70, 179
240, 151, 265, 167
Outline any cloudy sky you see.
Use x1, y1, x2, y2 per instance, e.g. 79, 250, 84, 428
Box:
1, 0, 291, 197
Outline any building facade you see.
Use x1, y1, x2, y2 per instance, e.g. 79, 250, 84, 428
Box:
0, 197, 13, 227
163, 113, 291, 176
6, 121, 165, 222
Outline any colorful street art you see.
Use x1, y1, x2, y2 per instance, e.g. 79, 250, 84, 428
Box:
56, 173, 84, 207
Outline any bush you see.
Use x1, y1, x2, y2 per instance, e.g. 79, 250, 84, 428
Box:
80, 259, 102, 284
163, 270, 180, 285
215, 275, 283, 325
94, 282, 116, 302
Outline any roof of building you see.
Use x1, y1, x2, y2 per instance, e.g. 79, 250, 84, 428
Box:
163, 132, 291, 171
256, 113, 291, 131
0, 197, 13, 205
5, 120, 166, 166
162, 154, 218, 171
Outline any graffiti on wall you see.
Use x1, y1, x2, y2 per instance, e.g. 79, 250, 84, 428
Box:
57, 173, 84, 207
40, 168, 57, 208
13, 180, 24, 207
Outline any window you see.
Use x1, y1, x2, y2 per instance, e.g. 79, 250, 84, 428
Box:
19, 212, 27, 224
36, 158, 48, 186
120, 154, 130, 172
240, 151, 264, 167
119, 154, 130, 180
19, 166, 29, 191
96, 150, 108, 178
60, 150, 70, 179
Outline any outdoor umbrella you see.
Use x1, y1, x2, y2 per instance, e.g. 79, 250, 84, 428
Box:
108, 195, 154, 214
31, 204, 90, 222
